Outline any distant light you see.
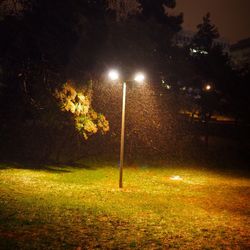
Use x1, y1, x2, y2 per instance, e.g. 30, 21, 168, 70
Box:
190, 48, 208, 55
134, 72, 145, 83
201, 50, 208, 55
170, 175, 183, 181
108, 70, 119, 81
162, 80, 171, 89
205, 84, 212, 91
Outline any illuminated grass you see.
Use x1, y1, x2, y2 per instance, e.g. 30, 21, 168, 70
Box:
0, 162, 249, 249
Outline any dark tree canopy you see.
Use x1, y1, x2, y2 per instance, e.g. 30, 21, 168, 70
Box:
138, 0, 176, 22
192, 12, 219, 51
0, 0, 109, 162
102, 0, 183, 80
0, 1, 248, 163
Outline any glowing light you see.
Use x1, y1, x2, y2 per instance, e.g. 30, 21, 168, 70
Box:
108, 70, 119, 81
190, 48, 208, 55
205, 84, 212, 91
170, 175, 183, 181
134, 72, 145, 83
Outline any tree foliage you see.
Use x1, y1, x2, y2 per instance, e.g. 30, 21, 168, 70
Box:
192, 12, 219, 52
103, 0, 183, 80
0, 0, 110, 161
138, 0, 176, 22
55, 83, 109, 140
1, 0, 247, 162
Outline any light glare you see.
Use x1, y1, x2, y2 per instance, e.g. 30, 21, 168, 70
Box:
170, 175, 183, 181
134, 73, 145, 83
108, 70, 119, 81
205, 84, 211, 91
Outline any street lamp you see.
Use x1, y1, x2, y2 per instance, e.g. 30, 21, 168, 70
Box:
205, 84, 211, 91
203, 83, 213, 92
134, 72, 145, 84
108, 69, 119, 81
108, 69, 145, 188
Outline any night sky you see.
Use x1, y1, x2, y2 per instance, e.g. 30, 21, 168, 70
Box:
170, 0, 250, 44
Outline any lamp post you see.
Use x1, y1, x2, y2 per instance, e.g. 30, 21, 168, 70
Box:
108, 70, 145, 188
119, 81, 126, 188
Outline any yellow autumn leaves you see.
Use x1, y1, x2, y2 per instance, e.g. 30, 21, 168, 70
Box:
55, 82, 109, 139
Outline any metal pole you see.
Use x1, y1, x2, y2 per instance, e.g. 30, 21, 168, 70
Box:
119, 81, 126, 188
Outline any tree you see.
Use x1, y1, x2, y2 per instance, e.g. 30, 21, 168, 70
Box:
55, 82, 109, 140
102, 0, 183, 80
0, 0, 109, 162
138, 0, 176, 23
192, 12, 219, 52
187, 13, 230, 122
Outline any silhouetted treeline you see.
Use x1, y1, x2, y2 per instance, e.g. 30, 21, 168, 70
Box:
0, 0, 249, 163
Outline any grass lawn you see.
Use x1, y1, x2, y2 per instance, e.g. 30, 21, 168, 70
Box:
0, 160, 249, 249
